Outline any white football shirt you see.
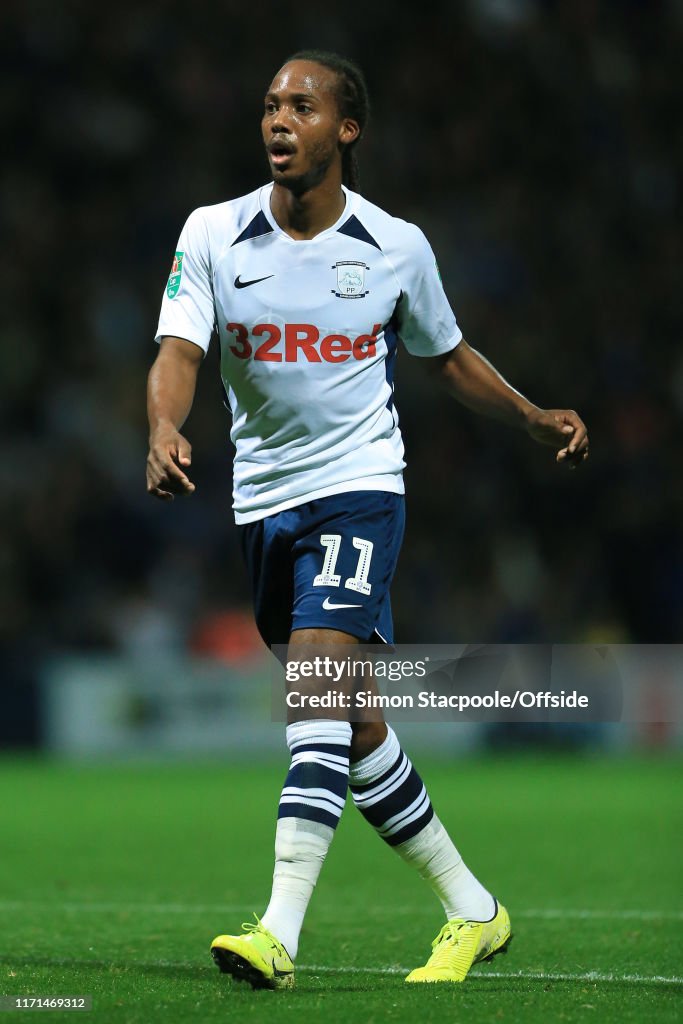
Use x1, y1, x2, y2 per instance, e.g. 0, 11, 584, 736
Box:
155, 183, 462, 523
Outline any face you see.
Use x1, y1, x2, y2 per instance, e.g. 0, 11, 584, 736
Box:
262, 60, 359, 194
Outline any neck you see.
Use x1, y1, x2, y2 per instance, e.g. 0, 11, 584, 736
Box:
270, 177, 346, 240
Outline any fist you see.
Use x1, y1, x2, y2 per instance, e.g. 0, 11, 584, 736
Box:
146, 427, 195, 501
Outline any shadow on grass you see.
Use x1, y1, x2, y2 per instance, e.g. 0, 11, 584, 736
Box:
0, 955, 209, 980
0, 955, 390, 995
1, 955, 676, 994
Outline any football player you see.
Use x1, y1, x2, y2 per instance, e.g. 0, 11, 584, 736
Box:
147, 50, 588, 989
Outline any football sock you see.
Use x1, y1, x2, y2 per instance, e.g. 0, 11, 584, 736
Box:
349, 726, 495, 922
261, 719, 351, 958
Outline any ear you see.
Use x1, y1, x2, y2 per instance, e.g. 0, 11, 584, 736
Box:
339, 117, 360, 147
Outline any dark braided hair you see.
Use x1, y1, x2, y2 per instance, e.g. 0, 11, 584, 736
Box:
286, 50, 370, 192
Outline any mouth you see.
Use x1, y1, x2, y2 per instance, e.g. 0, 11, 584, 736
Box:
268, 139, 296, 167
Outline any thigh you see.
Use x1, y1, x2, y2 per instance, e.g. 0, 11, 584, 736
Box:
291, 491, 405, 644
240, 515, 295, 647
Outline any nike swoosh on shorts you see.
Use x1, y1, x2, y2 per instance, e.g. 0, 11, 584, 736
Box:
322, 597, 362, 610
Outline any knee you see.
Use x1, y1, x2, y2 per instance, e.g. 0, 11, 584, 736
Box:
350, 721, 388, 763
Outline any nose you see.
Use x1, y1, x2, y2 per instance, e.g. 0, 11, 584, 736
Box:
270, 117, 292, 135
266, 105, 294, 135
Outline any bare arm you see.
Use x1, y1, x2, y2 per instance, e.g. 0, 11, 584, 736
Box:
146, 336, 204, 500
427, 339, 589, 467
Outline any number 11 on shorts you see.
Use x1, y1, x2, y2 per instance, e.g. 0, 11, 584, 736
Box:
313, 534, 374, 595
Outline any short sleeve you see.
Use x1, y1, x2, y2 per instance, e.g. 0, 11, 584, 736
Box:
155, 209, 215, 354
396, 227, 462, 357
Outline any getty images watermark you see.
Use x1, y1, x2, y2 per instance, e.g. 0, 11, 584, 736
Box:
270, 644, 682, 723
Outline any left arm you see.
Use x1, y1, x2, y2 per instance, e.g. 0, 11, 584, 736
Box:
426, 340, 589, 467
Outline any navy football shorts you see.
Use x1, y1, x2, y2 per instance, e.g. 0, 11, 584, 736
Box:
240, 491, 405, 646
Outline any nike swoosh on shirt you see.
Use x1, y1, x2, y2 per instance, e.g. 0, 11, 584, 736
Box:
234, 274, 274, 289
322, 597, 362, 610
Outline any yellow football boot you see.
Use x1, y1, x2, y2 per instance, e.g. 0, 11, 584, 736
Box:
211, 916, 295, 990
405, 899, 511, 983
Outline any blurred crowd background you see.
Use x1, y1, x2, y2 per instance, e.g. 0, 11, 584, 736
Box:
2, 0, 681, 743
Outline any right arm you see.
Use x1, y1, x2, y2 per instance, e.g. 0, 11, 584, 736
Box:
146, 336, 204, 501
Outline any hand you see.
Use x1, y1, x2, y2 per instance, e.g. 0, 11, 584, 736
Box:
146, 424, 195, 500
525, 408, 589, 469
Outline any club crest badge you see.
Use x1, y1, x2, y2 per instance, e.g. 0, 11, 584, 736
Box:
167, 251, 184, 299
331, 260, 370, 299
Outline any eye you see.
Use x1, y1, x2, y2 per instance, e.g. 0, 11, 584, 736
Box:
264, 101, 277, 114
297, 103, 312, 114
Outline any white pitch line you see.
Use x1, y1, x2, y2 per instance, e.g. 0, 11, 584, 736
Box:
356, 906, 683, 922
0, 950, 679, 987
0, 901, 681, 922
298, 965, 683, 986
515, 908, 683, 922
0, 901, 248, 915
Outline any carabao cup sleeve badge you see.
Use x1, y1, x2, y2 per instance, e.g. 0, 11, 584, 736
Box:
166, 251, 184, 299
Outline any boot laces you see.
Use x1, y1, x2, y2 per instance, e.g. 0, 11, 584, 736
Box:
429, 920, 470, 967
241, 914, 286, 957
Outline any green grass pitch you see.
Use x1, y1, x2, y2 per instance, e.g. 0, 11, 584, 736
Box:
1, 751, 681, 1022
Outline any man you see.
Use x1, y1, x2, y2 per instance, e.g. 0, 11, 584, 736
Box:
147, 50, 588, 990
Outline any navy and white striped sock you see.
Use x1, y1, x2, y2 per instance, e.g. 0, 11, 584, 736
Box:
350, 727, 434, 845
261, 720, 351, 958
350, 727, 495, 921
277, 719, 351, 830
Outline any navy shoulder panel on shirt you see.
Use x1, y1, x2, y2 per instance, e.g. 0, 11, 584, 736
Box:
337, 214, 382, 251
231, 210, 274, 247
